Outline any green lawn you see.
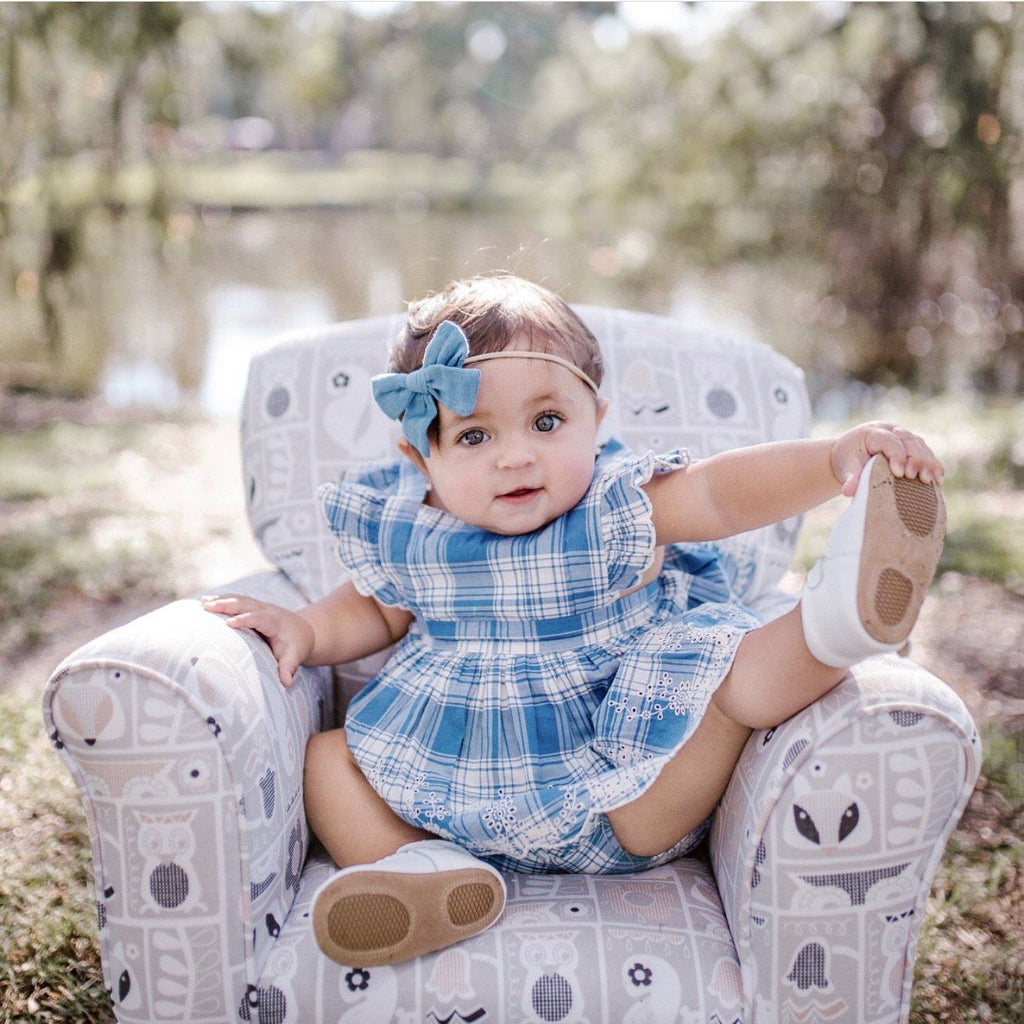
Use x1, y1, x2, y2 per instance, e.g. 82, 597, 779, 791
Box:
0, 688, 112, 1021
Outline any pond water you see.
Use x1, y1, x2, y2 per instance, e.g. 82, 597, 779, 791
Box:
1, 207, 856, 419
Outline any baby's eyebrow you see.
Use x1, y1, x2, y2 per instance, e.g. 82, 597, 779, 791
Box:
526, 389, 580, 408
439, 388, 579, 436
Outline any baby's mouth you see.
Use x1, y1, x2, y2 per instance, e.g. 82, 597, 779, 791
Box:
498, 487, 541, 503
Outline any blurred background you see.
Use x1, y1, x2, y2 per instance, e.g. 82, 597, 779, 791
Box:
1, 6, 1022, 1019
1, 0, 1021, 417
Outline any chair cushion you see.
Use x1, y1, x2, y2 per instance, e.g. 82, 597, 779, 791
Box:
250, 846, 745, 1023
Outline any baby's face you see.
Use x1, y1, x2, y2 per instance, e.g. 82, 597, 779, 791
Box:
403, 350, 607, 535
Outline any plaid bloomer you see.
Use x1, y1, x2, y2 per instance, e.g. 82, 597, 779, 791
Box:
318, 438, 761, 874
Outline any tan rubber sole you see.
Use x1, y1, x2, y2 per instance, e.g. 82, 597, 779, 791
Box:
312, 866, 504, 967
857, 458, 946, 646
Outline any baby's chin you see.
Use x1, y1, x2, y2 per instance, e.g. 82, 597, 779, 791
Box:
477, 490, 587, 536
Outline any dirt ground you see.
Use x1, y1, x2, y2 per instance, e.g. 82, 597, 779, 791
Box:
1, 404, 266, 694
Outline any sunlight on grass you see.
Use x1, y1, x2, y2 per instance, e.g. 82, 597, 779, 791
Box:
0, 422, 177, 657
0, 422, 142, 502
0, 689, 112, 1022
911, 725, 1024, 1022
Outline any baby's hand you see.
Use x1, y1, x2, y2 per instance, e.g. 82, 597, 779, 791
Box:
831, 421, 945, 497
201, 594, 315, 688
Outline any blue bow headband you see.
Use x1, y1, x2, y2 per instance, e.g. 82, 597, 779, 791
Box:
372, 321, 481, 459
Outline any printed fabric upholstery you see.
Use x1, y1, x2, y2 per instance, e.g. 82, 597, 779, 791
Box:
44, 571, 334, 1021
43, 308, 980, 1023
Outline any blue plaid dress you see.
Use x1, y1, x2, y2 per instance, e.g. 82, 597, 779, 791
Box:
318, 438, 760, 874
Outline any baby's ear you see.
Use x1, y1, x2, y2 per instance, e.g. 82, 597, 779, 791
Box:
596, 396, 610, 426
397, 437, 430, 476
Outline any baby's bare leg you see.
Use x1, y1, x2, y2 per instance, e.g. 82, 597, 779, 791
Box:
304, 728, 434, 867
713, 603, 847, 730
607, 604, 844, 858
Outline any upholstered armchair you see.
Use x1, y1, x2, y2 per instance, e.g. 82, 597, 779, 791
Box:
44, 308, 979, 1023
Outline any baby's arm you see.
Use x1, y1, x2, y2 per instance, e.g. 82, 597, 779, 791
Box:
202, 584, 413, 688
645, 421, 944, 546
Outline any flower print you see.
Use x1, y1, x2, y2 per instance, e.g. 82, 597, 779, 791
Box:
628, 961, 653, 987
482, 792, 517, 836
345, 968, 371, 991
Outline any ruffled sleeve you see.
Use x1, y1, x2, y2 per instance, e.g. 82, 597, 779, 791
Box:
317, 460, 415, 607
593, 447, 690, 594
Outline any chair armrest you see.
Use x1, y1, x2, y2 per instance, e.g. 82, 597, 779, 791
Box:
709, 655, 980, 1023
42, 570, 334, 1024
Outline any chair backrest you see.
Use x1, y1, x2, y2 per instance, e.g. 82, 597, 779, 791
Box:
241, 306, 810, 606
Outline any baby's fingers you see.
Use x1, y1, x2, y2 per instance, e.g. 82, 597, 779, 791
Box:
201, 594, 252, 616
278, 653, 300, 688
223, 610, 277, 637
901, 434, 944, 485
872, 430, 944, 486
862, 425, 912, 476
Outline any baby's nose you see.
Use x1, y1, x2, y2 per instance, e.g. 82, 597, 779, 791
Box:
496, 436, 536, 468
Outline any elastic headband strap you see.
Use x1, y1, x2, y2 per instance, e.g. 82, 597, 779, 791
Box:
463, 351, 600, 394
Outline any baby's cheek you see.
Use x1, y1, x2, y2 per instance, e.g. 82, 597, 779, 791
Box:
560, 463, 599, 515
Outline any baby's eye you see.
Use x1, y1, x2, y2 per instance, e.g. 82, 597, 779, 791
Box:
458, 428, 489, 447
534, 413, 564, 433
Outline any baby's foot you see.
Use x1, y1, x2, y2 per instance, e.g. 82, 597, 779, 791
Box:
801, 454, 946, 667
311, 839, 506, 966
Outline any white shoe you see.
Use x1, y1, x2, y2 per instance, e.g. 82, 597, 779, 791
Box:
801, 455, 945, 667
311, 839, 506, 967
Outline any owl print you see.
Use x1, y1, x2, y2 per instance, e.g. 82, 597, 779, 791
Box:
784, 769, 916, 912
134, 809, 202, 913
518, 932, 585, 1023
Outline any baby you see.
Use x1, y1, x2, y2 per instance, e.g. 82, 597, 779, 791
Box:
203, 273, 945, 968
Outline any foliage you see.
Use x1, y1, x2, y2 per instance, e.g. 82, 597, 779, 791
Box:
0, 1, 1021, 391
560, 3, 1023, 389
911, 722, 1024, 1022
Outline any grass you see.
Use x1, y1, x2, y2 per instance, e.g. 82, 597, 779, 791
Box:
910, 723, 1024, 1022
0, 688, 112, 1022
939, 498, 1024, 592
796, 493, 1023, 593
0, 422, 144, 503
0, 421, 176, 658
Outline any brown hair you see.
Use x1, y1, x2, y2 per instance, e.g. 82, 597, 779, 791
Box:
389, 273, 604, 387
